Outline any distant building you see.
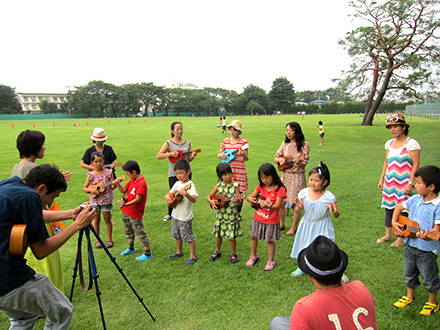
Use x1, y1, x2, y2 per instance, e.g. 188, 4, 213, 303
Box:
16, 92, 67, 113
166, 79, 198, 90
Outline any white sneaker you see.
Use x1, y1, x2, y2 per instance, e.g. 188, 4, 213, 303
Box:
163, 215, 171, 222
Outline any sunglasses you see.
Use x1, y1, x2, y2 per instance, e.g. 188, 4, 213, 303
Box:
385, 115, 404, 125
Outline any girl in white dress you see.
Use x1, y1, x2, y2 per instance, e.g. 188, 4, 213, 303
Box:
290, 162, 340, 276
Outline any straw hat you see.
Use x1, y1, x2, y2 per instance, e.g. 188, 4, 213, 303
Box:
226, 120, 242, 134
298, 236, 348, 280
385, 113, 409, 128
91, 128, 107, 141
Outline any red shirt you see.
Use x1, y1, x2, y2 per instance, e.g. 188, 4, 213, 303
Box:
290, 281, 378, 330
253, 185, 286, 225
121, 176, 147, 220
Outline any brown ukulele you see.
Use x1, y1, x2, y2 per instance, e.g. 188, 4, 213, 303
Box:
167, 183, 192, 208
104, 162, 122, 169
87, 175, 126, 198
277, 156, 304, 171
209, 193, 246, 209
9, 224, 28, 256
393, 215, 440, 241
251, 197, 274, 210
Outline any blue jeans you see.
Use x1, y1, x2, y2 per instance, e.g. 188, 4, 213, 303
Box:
404, 244, 440, 293
270, 316, 291, 330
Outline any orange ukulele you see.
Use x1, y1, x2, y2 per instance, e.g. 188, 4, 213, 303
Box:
167, 183, 191, 208
87, 175, 125, 198
393, 215, 440, 241
9, 224, 28, 256
209, 193, 246, 209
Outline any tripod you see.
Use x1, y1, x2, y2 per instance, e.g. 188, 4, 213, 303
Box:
70, 225, 155, 329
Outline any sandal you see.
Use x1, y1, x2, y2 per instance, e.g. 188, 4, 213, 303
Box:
230, 253, 239, 264
376, 237, 391, 244
95, 242, 102, 249
209, 250, 221, 261
106, 241, 114, 248
390, 241, 405, 247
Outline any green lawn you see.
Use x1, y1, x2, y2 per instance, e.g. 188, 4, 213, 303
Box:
0, 114, 439, 329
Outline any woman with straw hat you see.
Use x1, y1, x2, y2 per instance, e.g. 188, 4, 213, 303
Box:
377, 113, 420, 247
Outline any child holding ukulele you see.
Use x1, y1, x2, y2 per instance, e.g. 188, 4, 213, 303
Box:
290, 162, 341, 277
116, 160, 152, 261
83, 151, 123, 249
207, 163, 243, 263
165, 159, 199, 265
246, 163, 286, 271
392, 165, 440, 316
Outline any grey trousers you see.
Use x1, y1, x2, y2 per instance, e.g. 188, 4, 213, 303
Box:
0, 273, 73, 330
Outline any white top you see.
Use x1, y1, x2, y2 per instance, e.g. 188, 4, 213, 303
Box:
170, 180, 198, 221
385, 138, 420, 157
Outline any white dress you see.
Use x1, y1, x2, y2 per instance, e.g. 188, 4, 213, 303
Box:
291, 188, 337, 258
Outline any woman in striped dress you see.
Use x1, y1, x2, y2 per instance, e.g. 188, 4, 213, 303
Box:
377, 114, 420, 247
218, 120, 249, 221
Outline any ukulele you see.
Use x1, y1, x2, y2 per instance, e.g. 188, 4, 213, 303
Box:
209, 193, 246, 209
277, 156, 304, 171
393, 215, 440, 241
169, 149, 201, 163
118, 190, 129, 208
251, 197, 274, 210
167, 183, 192, 208
221, 143, 249, 163
88, 175, 126, 198
9, 224, 28, 257
104, 162, 122, 169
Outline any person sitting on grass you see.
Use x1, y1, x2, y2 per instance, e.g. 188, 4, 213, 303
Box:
270, 236, 378, 330
165, 159, 199, 265
116, 160, 152, 261
392, 165, 440, 316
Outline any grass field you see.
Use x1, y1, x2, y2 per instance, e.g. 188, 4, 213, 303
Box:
0, 114, 439, 330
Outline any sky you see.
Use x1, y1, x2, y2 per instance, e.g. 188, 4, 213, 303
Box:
0, 0, 357, 94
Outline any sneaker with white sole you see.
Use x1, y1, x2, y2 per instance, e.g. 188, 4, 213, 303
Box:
420, 302, 439, 316
163, 215, 171, 222
393, 296, 414, 309
291, 268, 304, 277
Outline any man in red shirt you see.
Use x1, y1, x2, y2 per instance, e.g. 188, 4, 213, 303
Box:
270, 236, 378, 330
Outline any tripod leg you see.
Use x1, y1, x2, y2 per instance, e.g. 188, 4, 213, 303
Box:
85, 227, 107, 330
70, 228, 84, 302
89, 225, 155, 321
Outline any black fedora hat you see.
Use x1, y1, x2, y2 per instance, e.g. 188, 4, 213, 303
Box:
298, 236, 348, 280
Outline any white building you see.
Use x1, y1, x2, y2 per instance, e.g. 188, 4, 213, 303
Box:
16, 92, 67, 113
166, 79, 198, 90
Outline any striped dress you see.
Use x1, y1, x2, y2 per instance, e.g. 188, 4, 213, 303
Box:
381, 137, 420, 209
220, 137, 248, 192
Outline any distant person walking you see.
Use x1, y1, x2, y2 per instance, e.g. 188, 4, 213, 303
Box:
377, 114, 420, 247
317, 121, 325, 145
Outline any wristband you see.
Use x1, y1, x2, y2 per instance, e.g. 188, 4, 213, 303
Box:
408, 181, 415, 186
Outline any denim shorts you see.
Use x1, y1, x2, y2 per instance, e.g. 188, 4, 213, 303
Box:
404, 245, 440, 293
93, 203, 113, 214
171, 218, 195, 243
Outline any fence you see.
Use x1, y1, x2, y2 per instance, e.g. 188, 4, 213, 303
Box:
405, 103, 440, 120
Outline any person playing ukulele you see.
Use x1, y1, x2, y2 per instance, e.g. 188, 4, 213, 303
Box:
82, 151, 122, 249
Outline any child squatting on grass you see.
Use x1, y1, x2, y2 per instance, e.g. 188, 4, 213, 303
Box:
392, 165, 440, 316
116, 160, 152, 261
207, 163, 244, 263
165, 159, 199, 265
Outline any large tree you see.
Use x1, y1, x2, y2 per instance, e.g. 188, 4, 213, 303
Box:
0, 84, 22, 114
269, 77, 295, 114
338, 0, 440, 125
